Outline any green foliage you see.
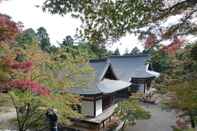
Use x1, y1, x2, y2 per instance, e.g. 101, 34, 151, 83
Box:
0, 30, 93, 129
154, 42, 197, 128
113, 48, 120, 56
130, 47, 141, 55
9, 90, 47, 131
41, 94, 81, 124
42, 0, 197, 44
191, 43, 197, 61
168, 80, 197, 110
150, 50, 171, 72
60, 42, 112, 59
36, 27, 51, 53
61, 35, 74, 47
115, 98, 150, 128
16, 28, 37, 48
0, 93, 12, 107
42, 0, 163, 44
76, 43, 98, 59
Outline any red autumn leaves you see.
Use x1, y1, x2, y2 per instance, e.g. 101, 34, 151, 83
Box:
8, 80, 50, 96
145, 34, 157, 49
3, 58, 50, 96
5, 59, 49, 96
0, 14, 50, 96
0, 13, 22, 42
6, 60, 33, 71
145, 34, 183, 54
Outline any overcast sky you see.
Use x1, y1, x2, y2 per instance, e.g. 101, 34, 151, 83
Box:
0, 0, 196, 54
0, 0, 145, 54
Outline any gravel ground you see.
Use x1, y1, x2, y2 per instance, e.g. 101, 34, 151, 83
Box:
125, 104, 177, 131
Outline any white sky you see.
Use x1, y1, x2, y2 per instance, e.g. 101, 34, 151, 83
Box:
0, 0, 143, 54
0, 0, 196, 54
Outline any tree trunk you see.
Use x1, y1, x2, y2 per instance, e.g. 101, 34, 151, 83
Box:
121, 121, 126, 131
189, 112, 196, 128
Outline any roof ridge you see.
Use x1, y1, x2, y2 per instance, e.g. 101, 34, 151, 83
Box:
110, 54, 150, 58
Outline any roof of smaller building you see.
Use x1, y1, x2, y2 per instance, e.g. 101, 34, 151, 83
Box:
109, 54, 155, 81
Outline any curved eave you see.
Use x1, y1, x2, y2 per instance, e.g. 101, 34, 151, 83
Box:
97, 79, 131, 94
62, 87, 102, 96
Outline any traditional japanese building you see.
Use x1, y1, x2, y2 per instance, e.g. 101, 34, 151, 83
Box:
67, 59, 131, 118
109, 54, 159, 93
65, 54, 159, 131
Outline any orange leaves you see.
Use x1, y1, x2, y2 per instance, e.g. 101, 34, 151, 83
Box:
144, 33, 184, 55
162, 36, 184, 55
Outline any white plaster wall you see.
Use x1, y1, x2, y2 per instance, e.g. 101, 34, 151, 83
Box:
95, 99, 102, 116
81, 100, 94, 117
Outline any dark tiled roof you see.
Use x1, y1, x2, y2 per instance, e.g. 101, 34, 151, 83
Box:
89, 59, 109, 81
98, 79, 130, 94
65, 78, 130, 95
65, 59, 130, 95
109, 54, 155, 81
65, 85, 102, 96
64, 54, 157, 95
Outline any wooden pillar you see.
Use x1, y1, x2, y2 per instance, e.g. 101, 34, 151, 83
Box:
144, 80, 146, 94
102, 121, 105, 128
94, 96, 96, 117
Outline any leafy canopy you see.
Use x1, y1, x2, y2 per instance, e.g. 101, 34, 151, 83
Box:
42, 0, 197, 44
115, 98, 150, 127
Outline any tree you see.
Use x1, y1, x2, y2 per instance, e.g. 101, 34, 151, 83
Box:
36, 27, 51, 52
149, 50, 171, 72
115, 98, 150, 130
16, 28, 37, 48
0, 14, 94, 130
42, 0, 197, 44
155, 43, 197, 129
190, 43, 197, 61
0, 13, 21, 42
130, 47, 141, 55
113, 48, 120, 56
9, 90, 48, 131
168, 80, 197, 129
61, 35, 74, 47
76, 42, 112, 59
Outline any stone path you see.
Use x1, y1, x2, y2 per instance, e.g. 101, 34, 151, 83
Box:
126, 104, 177, 131
0, 109, 16, 130
0, 111, 16, 123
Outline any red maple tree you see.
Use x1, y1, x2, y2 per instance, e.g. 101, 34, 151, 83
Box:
0, 13, 22, 42
7, 80, 50, 96
0, 14, 49, 96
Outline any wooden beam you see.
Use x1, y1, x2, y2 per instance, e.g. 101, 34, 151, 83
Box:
94, 97, 96, 117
